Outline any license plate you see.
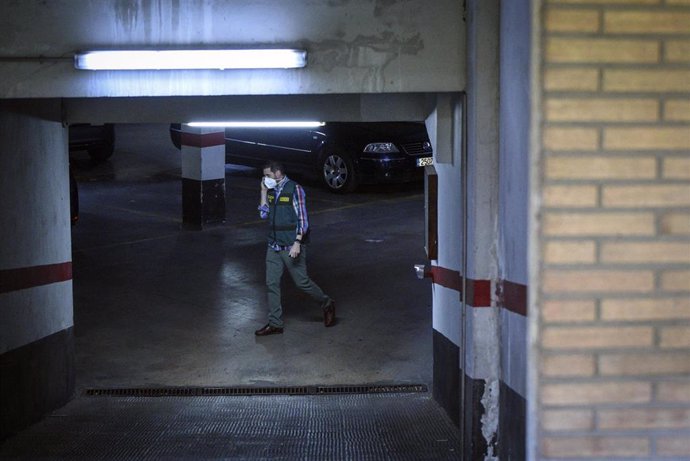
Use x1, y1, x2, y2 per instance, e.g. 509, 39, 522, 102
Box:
416, 157, 433, 167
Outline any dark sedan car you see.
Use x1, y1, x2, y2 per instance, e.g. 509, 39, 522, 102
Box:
69, 123, 115, 162
170, 122, 433, 192
67, 123, 116, 224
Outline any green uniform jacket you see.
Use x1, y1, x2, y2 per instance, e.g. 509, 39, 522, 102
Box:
267, 180, 298, 247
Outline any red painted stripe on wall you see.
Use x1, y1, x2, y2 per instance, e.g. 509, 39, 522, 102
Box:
0, 262, 72, 294
429, 266, 462, 292
497, 279, 527, 317
429, 267, 528, 314
429, 265, 492, 307
467, 279, 492, 307
180, 131, 225, 148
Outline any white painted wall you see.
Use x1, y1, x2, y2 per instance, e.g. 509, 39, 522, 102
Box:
498, 0, 531, 399
0, 111, 71, 273
0, 0, 465, 99
0, 108, 73, 353
499, 0, 530, 287
427, 97, 463, 347
463, 2, 502, 453
432, 286, 462, 346
1, 283, 73, 354
465, 0, 500, 382
465, 0, 500, 285
180, 126, 226, 182
500, 308, 528, 396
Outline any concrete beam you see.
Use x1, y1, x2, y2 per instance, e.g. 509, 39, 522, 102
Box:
61, 93, 440, 124
0, 0, 465, 99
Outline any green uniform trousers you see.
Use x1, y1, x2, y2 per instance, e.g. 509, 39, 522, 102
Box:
266, 245, 329, 328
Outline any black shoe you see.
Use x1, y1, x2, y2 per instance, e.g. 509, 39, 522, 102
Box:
255, 324, 284, 336
323, 300, 336, 327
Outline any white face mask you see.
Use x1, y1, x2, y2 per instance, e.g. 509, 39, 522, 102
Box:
264, 177, 278, 189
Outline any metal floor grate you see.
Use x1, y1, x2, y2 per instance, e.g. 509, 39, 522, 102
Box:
84, 383, 428, 397
1, 391, 460, 460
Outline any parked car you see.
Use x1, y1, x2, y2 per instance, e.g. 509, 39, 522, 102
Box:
67, 123, 116, 224
69, 123, 115, 162
170, 122, 433, 192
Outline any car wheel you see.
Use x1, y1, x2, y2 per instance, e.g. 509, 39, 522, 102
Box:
87, 144, 114, 162
320, 150, 358, 192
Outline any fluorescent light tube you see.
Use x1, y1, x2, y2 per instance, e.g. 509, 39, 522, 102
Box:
74, 49, 307, 70
187, 121, 325, 128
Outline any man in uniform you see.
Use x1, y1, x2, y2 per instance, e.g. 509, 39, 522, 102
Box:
254, 161, 336, 336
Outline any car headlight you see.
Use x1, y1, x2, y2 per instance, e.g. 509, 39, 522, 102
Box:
363, 142, 399, 154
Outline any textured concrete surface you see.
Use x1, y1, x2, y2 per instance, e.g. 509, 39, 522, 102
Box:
0, 1, 465, 99
0, 393, 460, 460
70, 124, 432, 391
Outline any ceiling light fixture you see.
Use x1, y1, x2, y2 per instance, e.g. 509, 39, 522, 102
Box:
74, 49, 307, 70
187, 121, 325, 128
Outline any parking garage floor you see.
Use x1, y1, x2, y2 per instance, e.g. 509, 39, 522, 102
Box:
0, 392, 461, 459
0, 124, 458, 459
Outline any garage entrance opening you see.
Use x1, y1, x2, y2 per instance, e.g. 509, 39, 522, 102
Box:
70, 123, 433, 392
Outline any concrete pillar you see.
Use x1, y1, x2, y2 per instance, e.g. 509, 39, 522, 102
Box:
0, 106, 74, 439
464, 0, 501, 458
424, 9, 503, 461
180, 125, 226, 230
497, 0, 531, 458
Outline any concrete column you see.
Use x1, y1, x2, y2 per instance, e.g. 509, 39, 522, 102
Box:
497, 0, 531, 458
464, 0, 501, 458
180, 125, 226, 230
0, 106, 74, 439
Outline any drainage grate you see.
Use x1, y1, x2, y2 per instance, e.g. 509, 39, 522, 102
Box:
84, 383, 428, 397
317, 384, 427, 395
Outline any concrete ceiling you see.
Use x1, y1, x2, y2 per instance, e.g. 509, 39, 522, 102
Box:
0, 0, 465, 100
